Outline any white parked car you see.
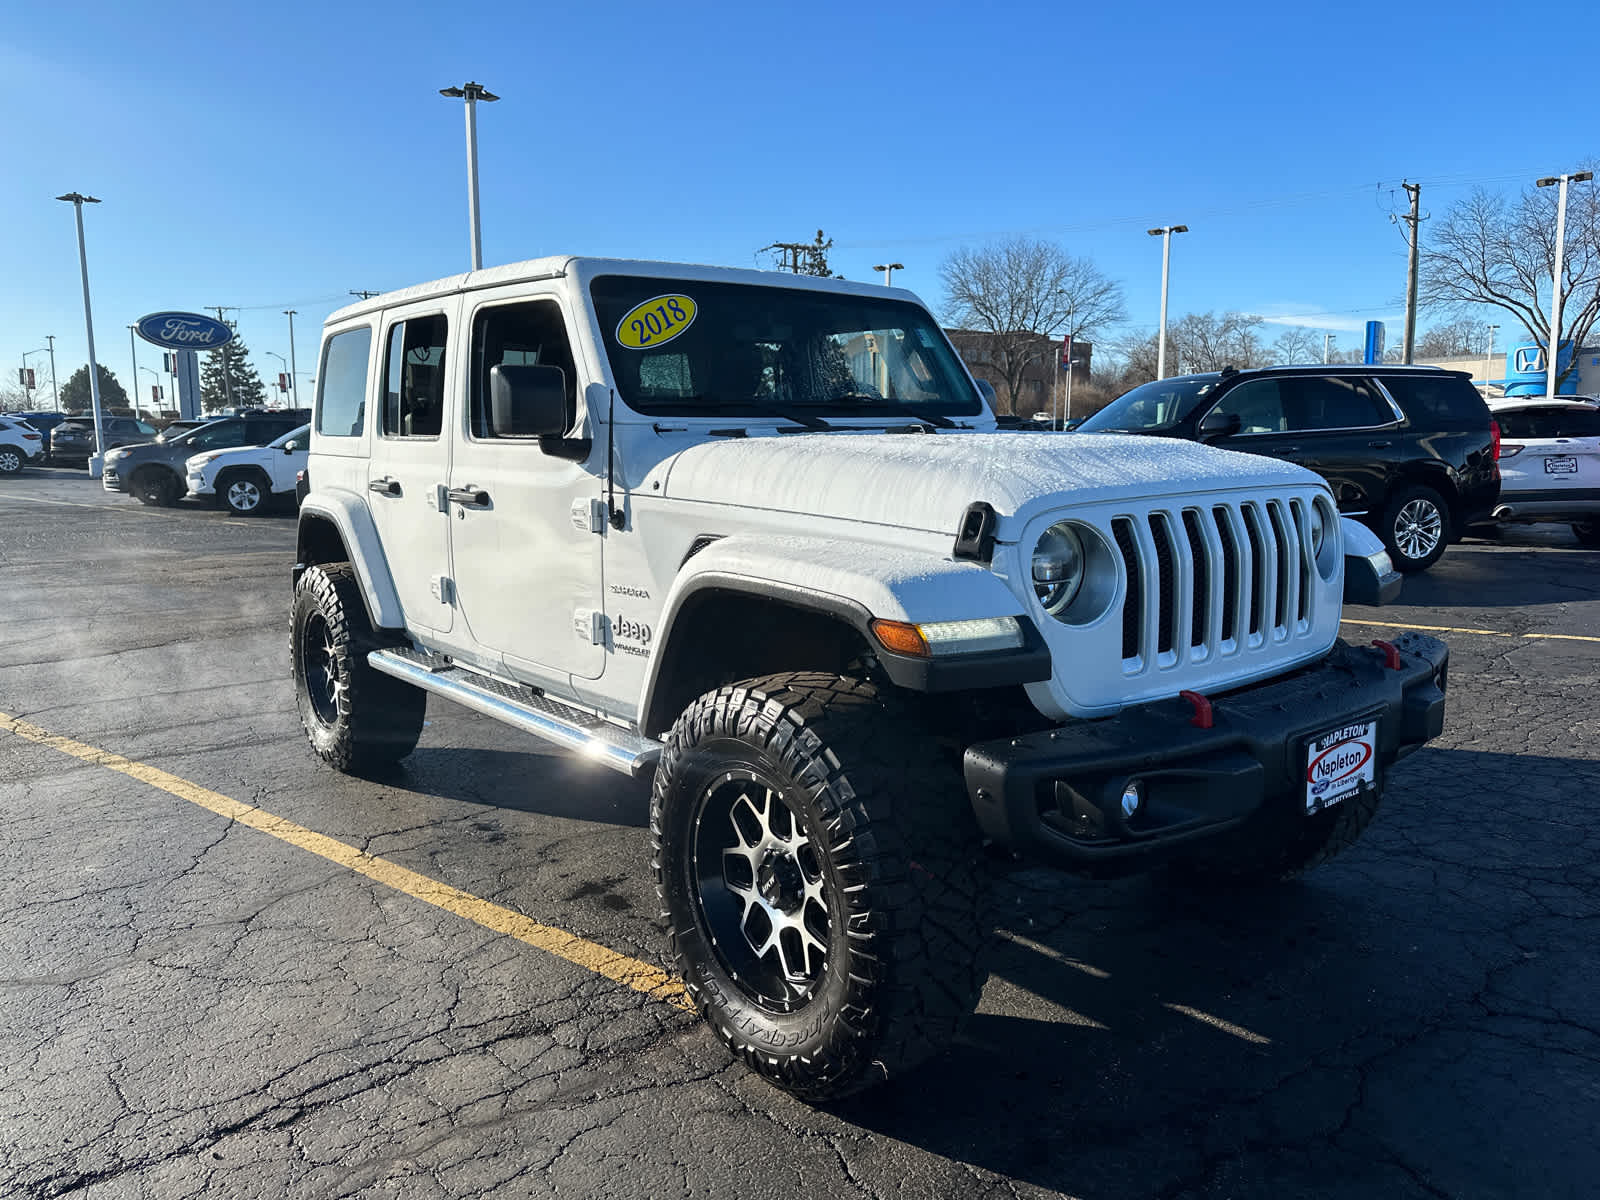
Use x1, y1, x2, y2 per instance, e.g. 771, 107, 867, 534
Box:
186, 424, 309, 515
289, 258, 1448, 1100
0, 415, 46, 474
1486, 398, 1600, 545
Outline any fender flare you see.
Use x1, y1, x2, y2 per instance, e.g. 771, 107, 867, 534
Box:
296, 489, 404, 630
637, 533, 1048, 728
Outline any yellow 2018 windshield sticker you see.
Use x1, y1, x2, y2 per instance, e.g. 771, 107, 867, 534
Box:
616, 294, 697, 349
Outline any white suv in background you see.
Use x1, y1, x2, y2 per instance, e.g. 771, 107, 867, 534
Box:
187, 424, 309, 515
0, 416, 45, 474
1487, 399, 1600, 545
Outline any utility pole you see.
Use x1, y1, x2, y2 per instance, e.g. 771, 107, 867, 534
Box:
1536, 171, 1593, 397
284, 309, 300, 408
45, 335, 58, 408
1147, 225, 1187, 379
350, 290, 379, 300
1401, 181, 1422, 364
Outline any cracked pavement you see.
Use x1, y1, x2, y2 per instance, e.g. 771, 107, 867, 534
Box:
1, 472, 1596, 1199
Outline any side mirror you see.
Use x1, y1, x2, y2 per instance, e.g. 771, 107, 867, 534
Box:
974, 379, 999, 412
283, 440, 302, 453
1199, 410, 1242, 441
489, 363, 569, 438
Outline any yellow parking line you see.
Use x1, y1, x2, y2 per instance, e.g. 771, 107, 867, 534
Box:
1341, 618, 1600, 645
0, 712, 693, 1013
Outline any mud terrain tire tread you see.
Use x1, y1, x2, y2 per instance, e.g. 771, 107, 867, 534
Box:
651, 671, 985, 1101
291, 562, 425, 773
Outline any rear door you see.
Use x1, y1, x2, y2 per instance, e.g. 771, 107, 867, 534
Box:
367, 302, 456, 637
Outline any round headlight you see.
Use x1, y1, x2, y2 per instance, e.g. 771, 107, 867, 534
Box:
1310, 504, 1328, 556
1032, 523, 1085, 615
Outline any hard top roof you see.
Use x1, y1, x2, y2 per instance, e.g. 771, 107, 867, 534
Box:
1171, 363, 1458, 383
1487, 395, 1600, 410
325, 256, 918, 326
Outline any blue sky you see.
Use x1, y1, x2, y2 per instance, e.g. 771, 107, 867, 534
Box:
2, 0, 1595, 408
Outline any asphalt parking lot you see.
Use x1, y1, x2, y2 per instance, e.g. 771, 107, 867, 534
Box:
2, 467, 1597, 1200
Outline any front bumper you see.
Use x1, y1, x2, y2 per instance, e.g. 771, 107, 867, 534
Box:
187, 471, 213, 496
964, 633, 1447, 873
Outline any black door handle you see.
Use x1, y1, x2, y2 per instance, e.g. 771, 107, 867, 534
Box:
447, 486, 491, 508
1368, 440, 1393, 448
368, 477, 401, 496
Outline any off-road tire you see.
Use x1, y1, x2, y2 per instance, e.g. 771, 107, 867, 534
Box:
0, 447, 23, 475
1165, 783, 1384, 889
1378, 483, 1451, 572
220, 468, 271, 516
652, 672, 986, 1101
133, 467, 181, 507
1572, 519, 1600, 548
291, 562, 425, 773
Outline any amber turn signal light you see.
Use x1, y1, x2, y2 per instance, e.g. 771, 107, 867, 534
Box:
870, 619, 931, 658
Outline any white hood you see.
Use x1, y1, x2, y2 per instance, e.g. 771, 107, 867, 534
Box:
652, 431, 1325, 538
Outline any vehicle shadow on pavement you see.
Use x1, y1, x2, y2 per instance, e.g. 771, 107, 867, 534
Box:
1391, 541, 1600, 609
822, 745, 1600, 1196
377, 746, 654, 828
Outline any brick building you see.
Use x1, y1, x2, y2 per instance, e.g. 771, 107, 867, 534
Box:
944, 329, 1092, 419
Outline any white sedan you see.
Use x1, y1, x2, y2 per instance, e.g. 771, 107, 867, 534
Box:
186, 424, 309, 515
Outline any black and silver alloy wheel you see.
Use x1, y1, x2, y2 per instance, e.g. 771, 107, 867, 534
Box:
0, 448, 22, 474
653, 672, 986, 1100
692, 771, 831, 1013
299, 608, 345, 730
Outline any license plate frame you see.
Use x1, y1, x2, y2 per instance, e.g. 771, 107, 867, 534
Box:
1545, 455, 1579, 475
1304, 719, 1378, 814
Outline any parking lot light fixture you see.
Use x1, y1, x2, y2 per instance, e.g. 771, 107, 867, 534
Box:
872, 263, 905, 286
56, 192, 107, 475
1535, 172, 1593, 398
1147, 225, 1188, 380
439, 81, 499, 271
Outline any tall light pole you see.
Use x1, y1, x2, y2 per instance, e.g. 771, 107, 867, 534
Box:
1323, 333, 1335, 363
57, 192, 107, 475
283, 309, 300, 408
1147, 225, 1188, 379
1485, 323, 1499, 387
873, 263, 905, 286
46, 335, 58, 408
265, 351, 288, 408
1536, 171, 1592, 398
139, 366, 163, 414
439, 81, 499, 271
127, 324, 143, 419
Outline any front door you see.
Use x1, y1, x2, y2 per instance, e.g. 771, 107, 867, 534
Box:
446, 292, 606, 682
367, 303, 456, 637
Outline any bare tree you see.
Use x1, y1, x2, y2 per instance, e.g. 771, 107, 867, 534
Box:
1415, 317, 1496, 358
1420, 176, 1600, 388
941, 237, 1125, 411
1168, 311, 1265, 372
1265, 326, 1327, 365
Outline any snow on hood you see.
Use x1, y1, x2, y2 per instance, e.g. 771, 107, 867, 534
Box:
654, 431, 1325, 538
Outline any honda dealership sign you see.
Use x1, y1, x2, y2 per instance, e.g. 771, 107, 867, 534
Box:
134, 311, 234, 351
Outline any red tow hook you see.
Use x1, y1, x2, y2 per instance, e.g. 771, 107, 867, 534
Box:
1370, 639, 1403, 670
1179, 689, 1214, 729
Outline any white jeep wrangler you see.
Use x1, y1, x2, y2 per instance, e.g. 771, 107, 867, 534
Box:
291, 257, 1447, 1099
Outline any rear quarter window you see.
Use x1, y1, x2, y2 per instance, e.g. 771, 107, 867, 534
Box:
316, 327, 374, 438
1381, 375, 1489, 427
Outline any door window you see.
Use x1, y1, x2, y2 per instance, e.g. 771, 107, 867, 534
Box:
1282, 376, 1394, 431
382, 315, 448, 439
469, 300, 577, 440
316, 327, 373, 438
1210, 380, 1286, 434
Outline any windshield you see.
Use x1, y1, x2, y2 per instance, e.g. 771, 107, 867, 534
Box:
1079, 376, 1219, 433
590, 276, 982, 419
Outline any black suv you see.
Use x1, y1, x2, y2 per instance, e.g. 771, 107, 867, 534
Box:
1078, 365, 1501, 572
47, 415, 161, 464
103, 410, 310, 505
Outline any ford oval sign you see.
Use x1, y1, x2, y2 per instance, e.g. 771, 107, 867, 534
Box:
134, 311, 235, 351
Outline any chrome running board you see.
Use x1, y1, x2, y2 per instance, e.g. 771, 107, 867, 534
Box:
367, 647, 662, 778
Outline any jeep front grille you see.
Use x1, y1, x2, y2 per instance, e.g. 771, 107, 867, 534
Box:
1113, 498, 1316, 672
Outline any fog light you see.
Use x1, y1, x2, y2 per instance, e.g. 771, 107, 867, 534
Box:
1120, 781, 1143, 819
